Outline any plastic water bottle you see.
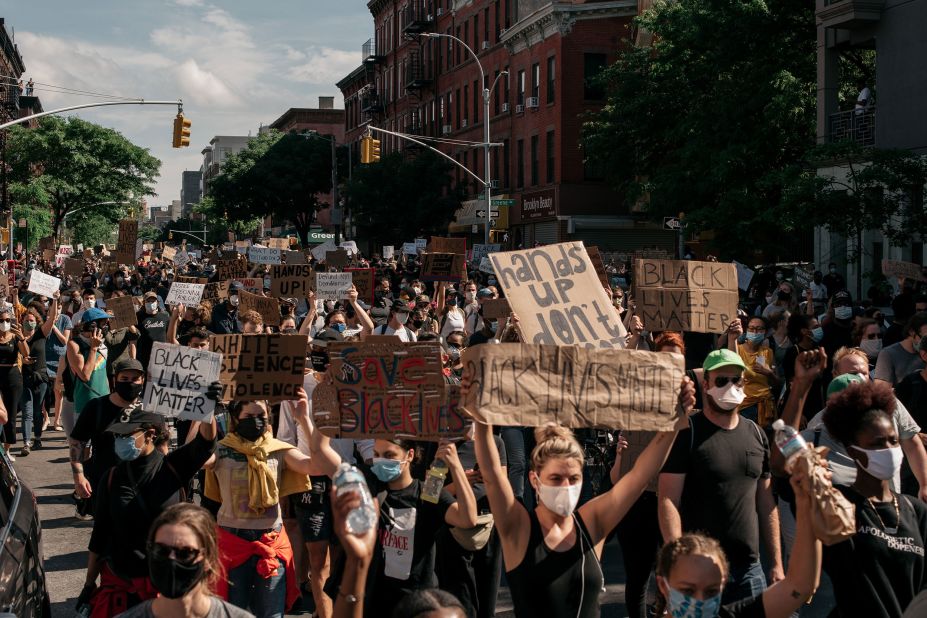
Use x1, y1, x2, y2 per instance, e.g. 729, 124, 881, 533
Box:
333, 463, 377, 535
772, 419, 808, 473
421, 459, 448, 504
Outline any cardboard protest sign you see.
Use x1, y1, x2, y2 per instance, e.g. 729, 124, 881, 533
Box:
248, 246, 281, 265
402, 242, 418, 256
285, 250, 307, 265
115, 219, 139, 264
414, 238, 428, 252
792, 265, 813, 290
233, 277, 264, 293
39, 236, 54, 251
471, 243, 501, 262
633, 259, 738, 334
490, 242, 627, 348
421, 253, 465, 282
346, 267, 375, 303
83, 249, 94, 259
316, 272, 353, 300
382, 245, 394, 260
63, 258, 84, 277
176, 276, 209, 285
173, 250, 191, 269
311, 340, 466, 441
27, 270, 61, 298
265, 237, 290, 250
325, 249, 349, 269
142, 342, 221, 421
42, 249, 55, 262
239, 289, 281, 326
481, 298, 510, 320
340, 241, 358, 256
311, 239, 337, 262
234, 240, 251, 254
479, 256, 495, 274
733, 261, 755, 291
883, 259, 927, 282
429, 236, 467, 256
216, 257, 249, 280
165, 282, 206, 306
162, 245, 177, 262
461, 343, 684, 431
210, 334, 308, 402
270, 264, 315, 298
586, 246, 610, 288
203, 280, 230, 304
106, 295, 138, 330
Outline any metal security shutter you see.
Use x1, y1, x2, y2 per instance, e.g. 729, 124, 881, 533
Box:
575, 228, 674, 253
534, 221, 559, 245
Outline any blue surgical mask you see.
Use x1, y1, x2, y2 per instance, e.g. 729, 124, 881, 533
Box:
371, 457, 404, 482
332, 322, 347, 333
745, 332, 765, 345
667, 586, 722, 618
811, 326, 824, 343
114, 434, 142, 461
834, 306, 853, 320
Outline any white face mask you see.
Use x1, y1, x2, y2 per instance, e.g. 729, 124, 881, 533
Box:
834, 306, 853, 320
535, 480, 582, 518
395, 312, 410, 326
82, 298, 96, 309
229, 295, 240, 307
145, 302, 158, 313
860, 338, 882, 359
706, 381, 746, 411
851, 445, 903, 481
465, 291, 476, 302
0, 322, 9, 333
412, 287, 422, 295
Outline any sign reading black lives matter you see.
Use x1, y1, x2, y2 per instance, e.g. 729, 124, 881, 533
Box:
633, 259, 738, 334
142, 342, 222, 421
210, 334, 308, 402
489, 241, 627, 348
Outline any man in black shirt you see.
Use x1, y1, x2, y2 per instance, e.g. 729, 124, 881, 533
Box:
659, 348, 784, 605
135, 291, 169, 369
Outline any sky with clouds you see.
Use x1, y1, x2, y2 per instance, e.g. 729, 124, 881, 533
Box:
0, 0, 370, 206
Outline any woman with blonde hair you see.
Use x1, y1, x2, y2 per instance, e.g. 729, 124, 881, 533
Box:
468, 373, 697, 617
116, 503, 254, 617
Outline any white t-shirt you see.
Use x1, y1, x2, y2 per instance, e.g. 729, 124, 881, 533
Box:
440, 309, 465, 337
378, 324, 416, 341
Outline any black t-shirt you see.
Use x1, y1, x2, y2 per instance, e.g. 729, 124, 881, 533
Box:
24, 328, 47, 378
823, 486, 927, 618
135, 310, 169, 368
661, 412, 770, 568
69, 396, 132, 489
367, 478, 454, 609
720, 594, 766, 618
896, 372, 927, 431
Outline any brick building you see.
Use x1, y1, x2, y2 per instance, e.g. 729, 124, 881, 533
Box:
336, 0, 676, 251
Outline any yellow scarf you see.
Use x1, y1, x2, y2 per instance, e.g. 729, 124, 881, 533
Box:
204, 432, 310, 513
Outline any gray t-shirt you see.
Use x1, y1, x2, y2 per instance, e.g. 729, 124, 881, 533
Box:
801, 397, 921, 491
874, 341, 925, 385
116, 597, 254, 618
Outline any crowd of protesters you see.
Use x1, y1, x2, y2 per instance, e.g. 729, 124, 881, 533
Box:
1, 241, 927, 618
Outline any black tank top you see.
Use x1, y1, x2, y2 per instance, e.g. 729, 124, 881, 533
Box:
507, 510, 603, 618
0, 337, 19, 365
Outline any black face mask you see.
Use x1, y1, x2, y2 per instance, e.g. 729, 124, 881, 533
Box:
148, 553, 204, 599
776, 290, 790, 302
412, 319, 424, 329
179, 319, 197, 331
310, 351, 329, 372
114, 381, 144, 402
235, 416, 267, 442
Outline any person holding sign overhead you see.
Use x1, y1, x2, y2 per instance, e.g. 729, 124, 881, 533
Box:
464, 372, 697, 618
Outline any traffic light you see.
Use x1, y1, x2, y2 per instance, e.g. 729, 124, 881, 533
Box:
369, 137, 380, 163
172, 113, 192, 148
359, 136, 381, 164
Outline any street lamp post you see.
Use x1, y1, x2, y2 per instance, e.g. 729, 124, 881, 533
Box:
302, 131, 342, 245
420, 33, 506, 246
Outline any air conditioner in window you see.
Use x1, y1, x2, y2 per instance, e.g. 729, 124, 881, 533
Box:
462, 119, 469, 128
526, 97, 539, 108
437, 7, 444, 15
489, 180, 500, 189
442, 124, 453, 134
501, 102, 509, 113
515, 104, 525, 113
482, 41, 490, 50
427, 14, 433, 21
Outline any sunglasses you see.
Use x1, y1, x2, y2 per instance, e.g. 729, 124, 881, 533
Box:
148, 542, 201, 565
0, 319, 10, 324
713, 376, 743, 388
865, 333, 883, 340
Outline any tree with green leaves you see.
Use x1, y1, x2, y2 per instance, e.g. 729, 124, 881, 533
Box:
581, 0, 816, 259
6, 116, 160, 239
342, 150, 466, 247
193, 196, 264, 245
208, 130, 333, 245
12, 204, 52, 251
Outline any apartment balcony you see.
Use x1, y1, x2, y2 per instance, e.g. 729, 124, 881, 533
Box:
1, 83, 18, 112
829, 107, 876, 146
361, 91, 384, 114
817, 0, 884, 30
362, 38, 383, 65
401, 1, 434, 35
404, 51, 432, 91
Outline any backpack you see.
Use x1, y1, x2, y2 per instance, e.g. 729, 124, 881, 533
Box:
377, 324, 414, 340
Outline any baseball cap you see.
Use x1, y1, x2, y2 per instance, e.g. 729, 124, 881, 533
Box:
80, 307, 110, 324
107, 409, 166, 436
112, 358, 145, 376
391, 299, 412, 313
827, 372, 866, 398
833, 290, 853, 306
143, 290, 159, 300
702, 349, 747, 373
312, 328, 345, 347
477, 288, 494, 299
416, 294, 431, 305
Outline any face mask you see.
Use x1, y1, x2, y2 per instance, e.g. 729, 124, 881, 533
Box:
488, 321, 498, 334
371, 457, 404, 482
776, 290, 790, 302
706, 381, 746, 411
851, 445, 903, 481
667, 586, 722, 618
114, 434, 143, 461
228, 295, 240, 307
61, 296, 71, 304
395, 312, 410, 325
310, 351, 329, 372
412, 319, 424, 329
115, 381, 144, 402
332, 322, 347, 333
235, 416, 267, 442
830, 267, 837, 274
412, 287, 422, 295
745, 332, 765, 345
765, 295, 774, 305
447, 297, 458, 307
535, 480, 582, 518
465, 291, 475, 302
23, 320, 36, 331
82, 298, 96, 309
811, 326, 824, 343
0, 322, 9, 333
148, 553, 204, 599
145, 302, 159, 313
860, 338, 882, 358
775, 273, 784, 281
448, 347, 461, 362
834, 306, 853, 320
116, 277, 124, 284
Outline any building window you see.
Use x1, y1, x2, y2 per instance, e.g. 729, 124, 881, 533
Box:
495, 1, 501, 41
493, 143, 500, 185
546, 130, 555, 183
503, 66, 510, 105
517, 70, 525, 105
532, 63, 540, 99
584, 156, 606, 181
547, 56, 555, 104
473, 15, 479, 49
456, 88, 461, 128
584, 53, 607, 100
912, 242, 924, 266
517, 139, 524, 188
503, 138, 511, 188
530, 135, 539, 186
484, 8, 489, 43
446, 28, 452, 70
494, 70, 501, 115
474, 80, 480, 123
463, 22, 469, 57
456, 27, 462, 64
464, 85, 469, 122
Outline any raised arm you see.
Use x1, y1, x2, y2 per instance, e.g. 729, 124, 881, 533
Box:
283, 387, 323, 476
770, 348, 826, 475
346, 287, 375, 336
437, 441, 478, 528
42, 295, 59, 337
166, 303, 183, 345
299, 290, 317, 336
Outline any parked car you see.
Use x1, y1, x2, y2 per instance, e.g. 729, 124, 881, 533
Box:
0, 450, 51, 617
